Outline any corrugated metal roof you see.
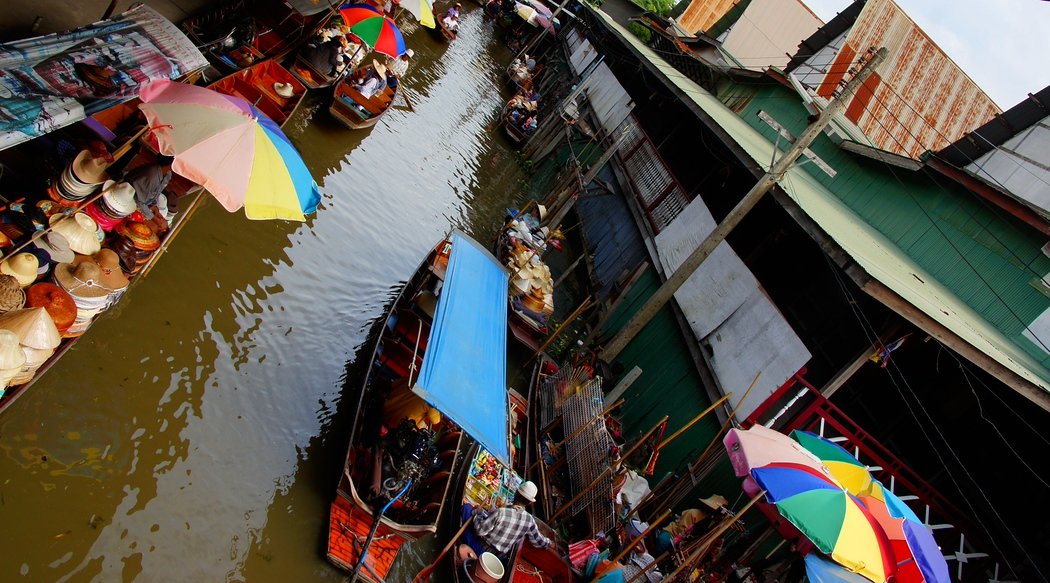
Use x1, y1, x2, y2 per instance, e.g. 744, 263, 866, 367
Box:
590, 6, 1050, 394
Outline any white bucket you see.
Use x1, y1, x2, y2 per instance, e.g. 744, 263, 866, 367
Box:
473, 552, 505, 582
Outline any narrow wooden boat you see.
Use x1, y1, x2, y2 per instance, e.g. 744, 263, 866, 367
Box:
207, 59, 306, 127
494, 215, 553, 351
181, 0, 333, 73
430, 6, 459, 43
329, 67, 400, 130
288, 52, 342, 89
327, 232, 512, 581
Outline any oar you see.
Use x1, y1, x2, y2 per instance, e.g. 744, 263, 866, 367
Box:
349, 480, 413, 583
399, 84, 417, 113
413, 516, 475, 583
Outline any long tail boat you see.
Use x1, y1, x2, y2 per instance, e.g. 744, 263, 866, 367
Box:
430, 5, 459, 43
329, 66, 400, 130
207, 59, 306, 127
327, 231, 512, 581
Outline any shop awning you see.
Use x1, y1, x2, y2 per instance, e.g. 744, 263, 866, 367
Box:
413, 231, 511, 465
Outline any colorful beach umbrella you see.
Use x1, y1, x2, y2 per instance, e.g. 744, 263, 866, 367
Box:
338, 4, 408, 57
724, 425, 831, 478
138, 80, 320, 221
397, 0, 436, 28
751, 462, 896, 583
791, 430, 875, 497
861, 482, 950, 583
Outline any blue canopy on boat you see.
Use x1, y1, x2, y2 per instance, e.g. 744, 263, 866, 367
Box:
413, 231, 511, 466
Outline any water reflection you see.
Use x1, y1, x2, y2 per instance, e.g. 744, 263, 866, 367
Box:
0, 6, 526, 582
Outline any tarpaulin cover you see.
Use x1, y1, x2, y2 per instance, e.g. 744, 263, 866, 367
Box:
0, 5, 207, 151
413, 231, 511, 465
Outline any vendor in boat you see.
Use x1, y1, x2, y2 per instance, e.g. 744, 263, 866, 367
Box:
650, 494, 728, 557
354, 61, 389, 99
446, 2, 462, 19
302, 34, 350, 76
443, 13, 460, 35
387, 49, 413, 78
462, 481, 552, 559
123, 156, 176, 231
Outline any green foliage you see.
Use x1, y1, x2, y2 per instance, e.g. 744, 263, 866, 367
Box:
627, 21, 652, 43
636, 0, 677, 16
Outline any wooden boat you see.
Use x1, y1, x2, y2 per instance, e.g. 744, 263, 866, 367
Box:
495, 216, 553, 351
430, 6, 459, 43
288, 51, 343, 89
329, 67, 400, 130
181, 0, 333, 73
207, 59, 306, 127
327, 232, 513, 581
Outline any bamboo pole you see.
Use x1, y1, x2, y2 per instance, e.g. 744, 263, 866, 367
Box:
656, 393, 732, 450
527, 295, 592, 363
527, 398, 624, 474
661, 492, 762, 582
550, 415, 668, 522
605, 510, 671, 566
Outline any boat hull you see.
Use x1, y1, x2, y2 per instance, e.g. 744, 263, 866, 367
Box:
207, 59, 306, 127
330, 72, 399, 130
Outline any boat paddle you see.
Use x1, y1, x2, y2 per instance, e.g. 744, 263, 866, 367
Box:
413, 516, 474, 583
349, 480, 413, 583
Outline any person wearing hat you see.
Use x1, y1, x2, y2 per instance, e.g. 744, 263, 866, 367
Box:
651, 494, 728, 556
387, 49, 413, 78
123, 157, 175, 231
445, 2, 462, 19
463, 480, 551, 559
353, 61, 387, 99
302, 34, 350, 76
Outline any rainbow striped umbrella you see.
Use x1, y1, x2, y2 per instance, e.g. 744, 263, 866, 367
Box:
861, 482, 950, 583
751, 462, 896, 583
791, 430, 875, 497
339, 4, 408, 57
139, 80, 320, 221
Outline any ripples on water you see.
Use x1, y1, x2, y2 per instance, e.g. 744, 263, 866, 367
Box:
0, 8, 526, 582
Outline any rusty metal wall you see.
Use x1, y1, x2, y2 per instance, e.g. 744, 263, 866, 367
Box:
676, 0, 741, 36
795, 0, 1001, 159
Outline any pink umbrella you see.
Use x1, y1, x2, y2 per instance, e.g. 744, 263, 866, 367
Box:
724, 425, 831, 478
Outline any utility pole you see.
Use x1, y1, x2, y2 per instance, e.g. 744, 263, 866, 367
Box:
600, 47, 887, 362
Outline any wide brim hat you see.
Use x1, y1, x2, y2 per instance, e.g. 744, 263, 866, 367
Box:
0, 274, 24, 314
117, 221, 160, 251
536, 204, 548, 220
404, 49, 414, 59
274, 82, 295, 98
1, 253, 40, 287
372, 59, 388, 77
74, 249, 129, 291
0, 329, 26, 370
516, 480, 538, 502
50, 213, 102, 255
0, 307, 61, 350
33, 231, 75, 264
700, 494, 728, 510
70, 149, 109, 185
25, 283, 76, 333
101, 180, 137, 217
53, 261, 114, 299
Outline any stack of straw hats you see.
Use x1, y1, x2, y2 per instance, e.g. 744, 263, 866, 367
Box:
83, 180, 137, 232
48, 150, 108, 206
50, 213, 102, 256
74, 249, 129, 304
0, 307, 61, 385
0, 330, 27, 391
0, 275, 25, 316
0, 253, 40, 288
52, 261, 114, 337
26, 283, 77, 335
113, 221, 159, 275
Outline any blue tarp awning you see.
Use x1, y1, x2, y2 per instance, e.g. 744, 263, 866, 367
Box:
412, 231, 511, 465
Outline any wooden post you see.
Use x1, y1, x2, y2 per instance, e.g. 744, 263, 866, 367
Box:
600, 49, 888, 362
656, 393, 731, 450
550, 415, 668, 522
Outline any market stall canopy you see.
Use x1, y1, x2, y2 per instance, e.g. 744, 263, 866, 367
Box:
0, 5, 207, 151
413, 231, 511, 465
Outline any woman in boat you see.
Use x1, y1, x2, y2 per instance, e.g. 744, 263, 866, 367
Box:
353, 61, 389, 99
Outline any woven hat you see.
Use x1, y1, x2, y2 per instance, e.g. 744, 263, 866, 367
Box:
118, 221, 160, 251
70, 149, 109, 185
0, 307, 61, 350
372, 59, 387, 77
536, 204, 547, 220
273, 82, 295, 98
25, 283, 76, 334
101, 180, 137, 217
74, 249, 128, 291
0, 330, 26, 370
0, 275, 24, 314
50, 213, 102, 255
1, 253, 40, 287
53, 262, 113, 299
33, 231, 75, 264
700, 494, 728, 510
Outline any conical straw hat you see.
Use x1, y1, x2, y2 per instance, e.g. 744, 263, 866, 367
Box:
0, 330, 26, 370
0, 307, 61, 350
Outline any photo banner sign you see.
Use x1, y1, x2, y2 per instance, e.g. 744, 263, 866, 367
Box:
0, 5, 207, 150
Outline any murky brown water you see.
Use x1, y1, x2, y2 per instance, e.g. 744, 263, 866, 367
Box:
0, 9, 531, 582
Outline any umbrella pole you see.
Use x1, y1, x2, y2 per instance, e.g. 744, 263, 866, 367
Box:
661, 492, 763, 582
141, 189, 207, 279
549, 416, 668, 523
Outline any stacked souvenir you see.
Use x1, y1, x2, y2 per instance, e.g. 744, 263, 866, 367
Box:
83, 181, 137, 232
0, 253, 40, 288
113, 221, 159, 275
26, 283, 77, 336
506, 244, 554, 318
0, 330, 27, 392
0, 307, 61, 385
48, 149, 109, 207
75, 250, 129, 305
50, 213, 103, 256
31, 231, 75, 270
0, 275, 26, 316
52, 261, 114, 337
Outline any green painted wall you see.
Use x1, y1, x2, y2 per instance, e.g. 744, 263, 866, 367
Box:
717, 82, 1050, 370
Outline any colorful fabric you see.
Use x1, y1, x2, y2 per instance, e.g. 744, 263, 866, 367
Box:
568, 539, 600, 569
473, 505, 551, 556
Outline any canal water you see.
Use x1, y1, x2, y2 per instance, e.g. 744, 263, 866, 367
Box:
0, 9, 532, 582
